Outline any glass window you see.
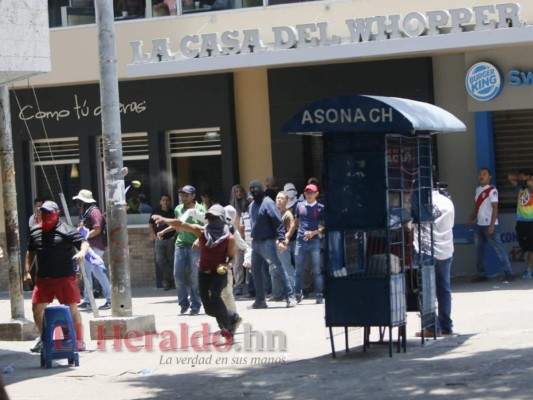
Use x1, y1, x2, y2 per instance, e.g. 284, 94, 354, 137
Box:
31, 138, 81, 221
167, 128, 223, 207
99, 133, 152, 221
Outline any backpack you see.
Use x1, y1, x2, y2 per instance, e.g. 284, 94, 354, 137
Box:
82, 205, 108, 247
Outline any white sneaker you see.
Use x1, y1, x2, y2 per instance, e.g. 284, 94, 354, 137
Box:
30, 337, 42, 353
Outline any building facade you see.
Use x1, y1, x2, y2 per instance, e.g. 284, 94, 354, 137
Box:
2, 0, 533, 289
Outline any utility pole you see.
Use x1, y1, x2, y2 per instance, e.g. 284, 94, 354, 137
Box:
89, 1, 154, 342
95, 0, 132, 317
0, 85, 36, 340
0, 85, 24, 319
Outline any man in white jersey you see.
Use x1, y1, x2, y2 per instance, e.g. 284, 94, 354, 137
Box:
467, 167, 514, 283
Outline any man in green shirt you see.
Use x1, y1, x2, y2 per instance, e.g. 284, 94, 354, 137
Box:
160, 185, 205, 315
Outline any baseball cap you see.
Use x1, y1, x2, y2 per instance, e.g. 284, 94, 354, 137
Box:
304, 184, 319, 193
284, 183, 297, 193
249, 179, 263, 190
224, 205, 237, 225
73, 189, 96, 203
40, 201, 60, 212
205, 204, 225, 220
179, 185, 196, 194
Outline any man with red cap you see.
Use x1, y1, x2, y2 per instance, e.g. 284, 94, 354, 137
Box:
294, 184, 325, 304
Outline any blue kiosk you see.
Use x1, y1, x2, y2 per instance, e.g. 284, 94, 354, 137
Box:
283, 95, 465, 357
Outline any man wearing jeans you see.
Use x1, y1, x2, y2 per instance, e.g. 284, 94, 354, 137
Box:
149, 194, 176, 290
467, 168, 514, 283
73, 189, 112, 311
293, 184, 325, 304
160, 185, 205, 315
248, 180, 296, 309
415, 186, 455, 337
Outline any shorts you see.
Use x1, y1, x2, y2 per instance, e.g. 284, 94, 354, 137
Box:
32, 276, 81, 305
515, 221, 533, 252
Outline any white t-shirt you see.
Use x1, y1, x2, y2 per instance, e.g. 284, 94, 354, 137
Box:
475, 184, 498, 226
413, 189, 455, 261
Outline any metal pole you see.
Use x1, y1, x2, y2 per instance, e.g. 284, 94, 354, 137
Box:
0, 85, 25, 319
95, 0, 132, 317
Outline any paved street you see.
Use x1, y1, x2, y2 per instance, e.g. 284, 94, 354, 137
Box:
1, 276, 532, 400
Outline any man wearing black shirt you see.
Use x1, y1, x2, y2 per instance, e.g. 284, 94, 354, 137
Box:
24, 201, 89, 353
149, 194, 176, 290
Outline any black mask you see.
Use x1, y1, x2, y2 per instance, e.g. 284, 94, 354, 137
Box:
250, 188, 264, 202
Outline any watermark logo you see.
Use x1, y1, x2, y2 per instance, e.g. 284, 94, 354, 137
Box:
95, 323, 287, 353
465, 62, 503, 101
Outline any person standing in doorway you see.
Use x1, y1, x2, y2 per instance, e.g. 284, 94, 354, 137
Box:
149, 194, 176, 290
508, 169, 533, 279
25, 201, 89, 353
467, 167, 515, 283
29, 196, 45, 228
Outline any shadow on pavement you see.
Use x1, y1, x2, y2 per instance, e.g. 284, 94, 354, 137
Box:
120, 333, 533, 400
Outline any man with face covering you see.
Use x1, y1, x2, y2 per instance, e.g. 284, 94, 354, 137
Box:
153, 205, 239, 340
24, 201, 89, 353
248, 180, 297, 309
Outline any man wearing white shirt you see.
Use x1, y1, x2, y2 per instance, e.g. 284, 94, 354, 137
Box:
415, 186, 455, 336
467, 168, 514, 283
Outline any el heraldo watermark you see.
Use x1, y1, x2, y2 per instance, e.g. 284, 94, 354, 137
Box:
95, 322, 287, 353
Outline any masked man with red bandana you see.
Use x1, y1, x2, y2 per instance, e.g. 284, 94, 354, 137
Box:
24, 201, 89, 353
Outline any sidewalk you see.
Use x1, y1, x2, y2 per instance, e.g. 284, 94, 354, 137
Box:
1, 276, 532, 400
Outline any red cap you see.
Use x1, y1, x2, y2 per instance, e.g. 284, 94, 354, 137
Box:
304, 184, 319, 193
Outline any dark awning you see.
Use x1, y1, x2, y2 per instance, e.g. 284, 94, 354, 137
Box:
282, 95, 466, 135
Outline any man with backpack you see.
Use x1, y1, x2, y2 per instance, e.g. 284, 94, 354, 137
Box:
73, 189, 112, 310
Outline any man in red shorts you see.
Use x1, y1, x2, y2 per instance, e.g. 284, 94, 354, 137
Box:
24, 201, 89, 353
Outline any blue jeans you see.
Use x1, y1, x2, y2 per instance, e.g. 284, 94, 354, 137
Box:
83, 247, 111, 303
251, 239, 294, 301
174, 246, 201, 312
435, 257, 453, 332
295, 238, 323, 295
271, 248, 295, 298
154, 238, 175, 287
475, 225, 513, 277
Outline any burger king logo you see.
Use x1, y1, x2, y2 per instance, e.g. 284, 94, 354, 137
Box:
465, 62, 503, 102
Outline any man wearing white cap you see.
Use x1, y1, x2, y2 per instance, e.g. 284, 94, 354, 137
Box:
153, 205, 240, 341
73, 189, 112, 311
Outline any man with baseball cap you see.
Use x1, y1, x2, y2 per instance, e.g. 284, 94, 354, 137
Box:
25, 201, 90, 353
294, 183, 325, 304
152, 204, 241, 341
248, 179, 297, 309
158, 184, 205, 315
73, 189, 112, 311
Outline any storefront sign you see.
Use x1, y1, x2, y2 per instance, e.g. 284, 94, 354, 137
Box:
17, 94, 147, 122
508, 69, 533, 86
130, 3, 523, 64
466, 62, 533, 101
465, 62, 504, 101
